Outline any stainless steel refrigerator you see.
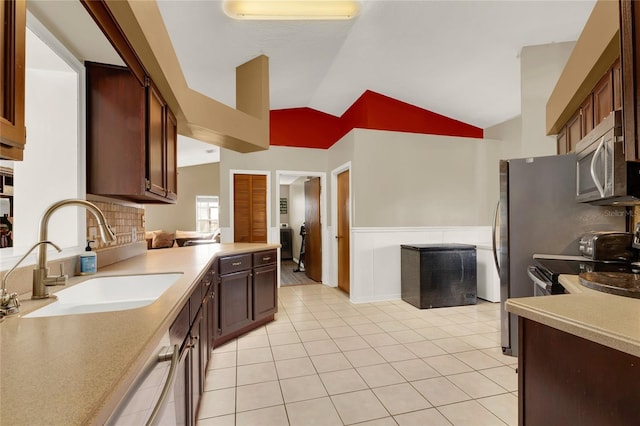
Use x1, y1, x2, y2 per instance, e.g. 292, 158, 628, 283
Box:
496, 154, 626, 357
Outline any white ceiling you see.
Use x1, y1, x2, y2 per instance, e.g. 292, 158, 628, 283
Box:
157, 0, 597, 129
27, 0, 597, 167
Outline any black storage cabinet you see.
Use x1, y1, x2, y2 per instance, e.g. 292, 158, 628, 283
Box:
401, 244, 477, 309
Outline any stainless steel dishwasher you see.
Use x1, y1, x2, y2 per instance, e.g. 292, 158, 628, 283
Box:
106, 331, 183, 425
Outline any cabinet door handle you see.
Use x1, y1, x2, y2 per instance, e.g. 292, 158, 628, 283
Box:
232, 262, 242, 266
262, 257, 271, 261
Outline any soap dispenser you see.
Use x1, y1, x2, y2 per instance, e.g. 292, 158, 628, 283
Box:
80, 240, 97, 275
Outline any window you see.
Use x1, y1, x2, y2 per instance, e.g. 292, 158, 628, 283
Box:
196, 196, 219, 233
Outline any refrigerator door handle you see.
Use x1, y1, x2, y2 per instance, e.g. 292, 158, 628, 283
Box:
590, 136, 606, 198
492, 200, 501, 275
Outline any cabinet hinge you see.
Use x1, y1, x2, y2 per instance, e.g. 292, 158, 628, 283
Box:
145, 179, 151, 191
144, 75, 151, 87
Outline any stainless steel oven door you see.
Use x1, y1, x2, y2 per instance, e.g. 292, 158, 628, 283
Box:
107, 333, 181, 426
528, 266, 552, 296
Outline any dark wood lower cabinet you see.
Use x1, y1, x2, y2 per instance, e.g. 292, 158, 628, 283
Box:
215, 249, 278, 346
519, 318, 640, 426
253, 264, 277, 321
218, 270, 252, 336
169, 249, 277, 425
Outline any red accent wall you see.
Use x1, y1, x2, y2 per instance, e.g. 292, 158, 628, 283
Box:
270, 108, 345, 150
270, 90, 483, 149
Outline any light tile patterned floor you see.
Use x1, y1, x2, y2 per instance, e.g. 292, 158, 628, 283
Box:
198, 284, 518, 426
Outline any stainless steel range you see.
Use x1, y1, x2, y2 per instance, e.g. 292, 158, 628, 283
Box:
528, 255, 636, 297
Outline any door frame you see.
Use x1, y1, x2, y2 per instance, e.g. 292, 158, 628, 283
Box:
275, 170, 328, 286
331, 162, 352, 293
228, 169, 271, 242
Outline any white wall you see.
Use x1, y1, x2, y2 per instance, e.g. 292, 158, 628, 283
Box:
13, 34, 80, 250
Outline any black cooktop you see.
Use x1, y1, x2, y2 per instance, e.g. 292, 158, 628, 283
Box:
532, 258, 638, 294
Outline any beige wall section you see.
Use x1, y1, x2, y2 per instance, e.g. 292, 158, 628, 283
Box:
145, 162, 220, 232
219, 146, 329, 228
484, 115, 522, 159
350, 129, 503, 227
520, 42, 575, 157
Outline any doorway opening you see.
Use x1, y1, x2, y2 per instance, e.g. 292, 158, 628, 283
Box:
276, 171, 327, 286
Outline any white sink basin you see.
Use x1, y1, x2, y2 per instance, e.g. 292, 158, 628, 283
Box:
24, 273, 183, 318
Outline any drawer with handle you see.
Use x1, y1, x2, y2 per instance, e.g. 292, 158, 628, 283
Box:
219, 253, 252, 275
253, 249, 277, 267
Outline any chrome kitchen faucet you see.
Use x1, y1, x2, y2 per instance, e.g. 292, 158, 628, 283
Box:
32, 199, 116, 299
0, 241, 61, 318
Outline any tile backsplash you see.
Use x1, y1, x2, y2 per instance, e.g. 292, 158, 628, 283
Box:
86, 200, 145, 249
0, 200, 149, 296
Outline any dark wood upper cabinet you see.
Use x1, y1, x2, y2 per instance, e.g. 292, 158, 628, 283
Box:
613, 58, 622, 111
557, 127, 568, 155
593, 70, 614, 126
621, 0, 640, 161
147, 84, 166, 198
580, 93, 594, 137
86, 62, 177, 203
566, 111, 582, 153
166, 109, 178, 201
557, 58, 620, 155
0, 0, 26, 161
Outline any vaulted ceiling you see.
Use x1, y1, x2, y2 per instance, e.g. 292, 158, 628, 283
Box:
157, 0, 596, 130
27, 0, 598, 166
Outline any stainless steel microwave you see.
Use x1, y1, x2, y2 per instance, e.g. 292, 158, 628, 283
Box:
575, 110, 640, 205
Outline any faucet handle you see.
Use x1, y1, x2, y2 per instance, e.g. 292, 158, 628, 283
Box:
0, 291, 20, 317
59, 263, 65, 277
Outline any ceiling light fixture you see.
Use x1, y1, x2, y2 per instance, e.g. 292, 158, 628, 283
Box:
223, 0, 361, 20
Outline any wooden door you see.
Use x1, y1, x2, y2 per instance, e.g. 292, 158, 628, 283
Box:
251, 175, 267, 242
337, 170, 350, 294
304, 177, 322, 282
233, 174, 267, 243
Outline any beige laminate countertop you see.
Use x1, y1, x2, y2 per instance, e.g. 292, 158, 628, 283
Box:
0, 243, 279, 426
505, 274, 640, 358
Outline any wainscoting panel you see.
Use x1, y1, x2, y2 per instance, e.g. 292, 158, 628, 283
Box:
350, 227, 493, 304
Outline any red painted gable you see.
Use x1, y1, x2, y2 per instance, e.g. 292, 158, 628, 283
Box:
270, 90, 483, 149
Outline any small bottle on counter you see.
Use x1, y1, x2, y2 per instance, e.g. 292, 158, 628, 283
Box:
80, 240, 97, 275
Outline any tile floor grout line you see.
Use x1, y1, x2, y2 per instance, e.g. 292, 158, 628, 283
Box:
199, 285, 516, 425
